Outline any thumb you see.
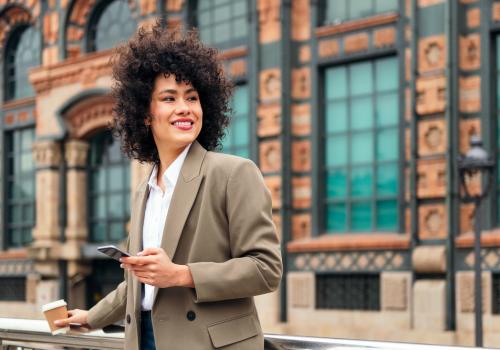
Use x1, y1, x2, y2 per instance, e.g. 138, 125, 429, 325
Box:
139, 247, 160, 256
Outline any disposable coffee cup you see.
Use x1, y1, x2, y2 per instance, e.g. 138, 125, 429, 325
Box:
42, 299, 70, 335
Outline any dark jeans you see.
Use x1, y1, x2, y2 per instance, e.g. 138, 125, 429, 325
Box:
141, 311, 156, 350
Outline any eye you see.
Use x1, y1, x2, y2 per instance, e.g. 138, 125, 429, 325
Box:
162, 96, 175, 102
187, 95, 199, 102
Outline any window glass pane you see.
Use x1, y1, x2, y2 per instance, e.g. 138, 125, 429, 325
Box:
232, 18, 248, 39
351, 96, 373, 130
92, 169, 106, 192
350, 62, 373, 96
351, 132, 373, 164
349, 1, 373, 20
108, 194, 124, 218
213, 22, 230, 44
233, 0, 246, 16
91, 223, 106, 242
376, 128, 398, 161
108, 166, 124, 191
326, 169, 347, 198
233, 85, 249, 113
110, 222, 125, 241
351, 202, 372, 230
375, 0, 398, 13
325, 0, 347, 24
326, 203, 346, 232
21, 178, 34, 198
199, 10, 211, 26
233, 118, 249, 146
94, 1, 136, 52
21, 153, 33, 172
9, 205, 22, 223
376, 57, 398, 92
350, 166, 373, 198
376, 92, 398, 127
326, 136, 348, 166
214, 5, 231, 21
326, 101, 348, 133
23, 203, 35, 222
376, 199, 397, 230
326, 67, 347, 99
92, 195, 106, 219
377, 163, 398, 196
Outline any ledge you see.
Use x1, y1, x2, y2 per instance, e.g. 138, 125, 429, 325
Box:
0, 249, 29, 260
2, 97, 36, 110
316, 12, 399, 37
218, 45, 248, 60
287, 233, 410, 253
456, 229, 500, 248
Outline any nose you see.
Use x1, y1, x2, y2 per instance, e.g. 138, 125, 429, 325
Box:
175, 99, 189, 114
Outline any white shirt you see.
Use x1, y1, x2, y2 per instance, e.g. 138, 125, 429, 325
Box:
141, 144, 191, 311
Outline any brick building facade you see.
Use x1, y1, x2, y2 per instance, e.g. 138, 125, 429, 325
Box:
1, 0, 500, 347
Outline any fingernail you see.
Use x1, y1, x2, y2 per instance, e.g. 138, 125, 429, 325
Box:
119, 258, 123, 263
120, 264, 124, 268
137, 252, 143, 256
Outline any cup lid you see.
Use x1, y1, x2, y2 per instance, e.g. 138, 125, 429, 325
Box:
42, 299, 67, 312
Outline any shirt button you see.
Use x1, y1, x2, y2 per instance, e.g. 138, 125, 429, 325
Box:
186, 311, 196, 321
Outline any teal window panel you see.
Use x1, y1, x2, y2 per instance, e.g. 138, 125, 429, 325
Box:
351, 202, 372, 231
349, 1, 372, 19
90, 0, 137, 52
326, 203, 347, 232
5, 128, 36, 247
222, 84, 251, 158
375, 0, 398, 12
376, 199, 398, 230
322, 0, 398, 25
197, 0, 248, 49
323, 56, 399, 233
88, 131, 130, 242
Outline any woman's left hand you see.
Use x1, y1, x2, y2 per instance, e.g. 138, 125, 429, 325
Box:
120, 248, 194, 288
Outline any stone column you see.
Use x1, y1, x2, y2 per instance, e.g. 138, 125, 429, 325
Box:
65, 140, 89, 243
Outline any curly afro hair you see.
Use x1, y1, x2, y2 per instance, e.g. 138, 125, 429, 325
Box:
111, 22, 233, 164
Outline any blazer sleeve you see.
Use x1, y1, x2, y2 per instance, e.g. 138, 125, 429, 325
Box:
87, 238, 130, 329
188, 159, 283, 303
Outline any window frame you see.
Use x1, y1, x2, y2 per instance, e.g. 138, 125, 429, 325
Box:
317, 0, 399, 27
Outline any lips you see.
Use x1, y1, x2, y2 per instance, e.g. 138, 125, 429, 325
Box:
171, 118, 194, 131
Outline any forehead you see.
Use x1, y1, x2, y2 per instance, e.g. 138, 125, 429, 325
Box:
153, 74, 195, 91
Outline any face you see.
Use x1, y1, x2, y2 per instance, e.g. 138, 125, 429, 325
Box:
148, 74, 203, 150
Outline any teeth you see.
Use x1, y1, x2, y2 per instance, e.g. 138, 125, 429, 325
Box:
173, 121, 192, 126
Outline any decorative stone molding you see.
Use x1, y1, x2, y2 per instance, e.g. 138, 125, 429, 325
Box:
460, 204, 475, 234
418, 119, 446, 156
418, 204, 447, 239
292, 140, 311, 172
291, 0, 310, 41
292, 177, 311, 209
291, 67, 311, 99
64, 95, 114, 139
416, 75, 446, 115
374, 27, 396, 48
418, 0, 444, 7
412, 245, 446, 273
228, 59, 247, 78
459, 34, 480, 71
0, 6, 35, 47
166, 0, 185, 11
292, 213, 311, 240
417, 158, 446, 198
316, 13, 398, 37
259, 140, 281, 173
418, 35, 446, 73
257, 0, 280, 44
259, 68, 281, 102
33, 140, 62, 168
65, 140, 89, 167
459, 76, 481, 113
381, 272, 411, 311
413, 280, 446, 331
43, 11, 58, 46
288, 234, 410, 252
288, 272, 314, 309
343, 32, 369, 54
459, 118, 480, 154
30, 50, 113, 94
467, 8, 480, 29
291, 103, 311, 136
257, 104, 281, 137
318, 39, 339, 58
299, 45, 311, 63
264, 176, 281, 209
493, 2, 500, 22
456, 271, 491, 314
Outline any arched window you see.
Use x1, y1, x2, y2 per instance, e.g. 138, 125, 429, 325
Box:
87, 0, 136, 52
87, 131, 130, 242
195, 0, 248, 49
4, 26, 41, 101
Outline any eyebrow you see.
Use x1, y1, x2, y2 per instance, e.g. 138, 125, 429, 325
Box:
158, 88, 197, 95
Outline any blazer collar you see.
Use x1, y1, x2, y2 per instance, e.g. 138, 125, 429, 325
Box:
180, 140, 206, 182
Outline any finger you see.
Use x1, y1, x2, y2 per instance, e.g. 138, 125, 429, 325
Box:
138, 247, 161, 256
54, 317, 72, 327
121, 256, 148, 266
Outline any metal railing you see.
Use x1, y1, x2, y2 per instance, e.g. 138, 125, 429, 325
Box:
0, 318, 495, 350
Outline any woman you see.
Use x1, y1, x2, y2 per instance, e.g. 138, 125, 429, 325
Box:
55, 23, 282, 350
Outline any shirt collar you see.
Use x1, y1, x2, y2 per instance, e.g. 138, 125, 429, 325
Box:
147, 143, 192, 191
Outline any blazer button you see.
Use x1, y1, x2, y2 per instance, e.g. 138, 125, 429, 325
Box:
186, 311, 196, 321
126, 314, 131, 324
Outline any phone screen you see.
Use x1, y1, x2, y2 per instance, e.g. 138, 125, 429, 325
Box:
97, 246, 130, 261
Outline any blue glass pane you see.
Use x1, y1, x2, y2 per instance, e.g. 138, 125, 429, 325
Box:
14, 27, 40, 99
326, 136, 348, 166
325, 0, 347, 24
233, 118, 249, 146
91, 223, 106, 242
326, 67, 347, 99
214, 4, 231, 21
21, 178, 34, 198
376, 128, 398, 161
326, 169, 347, 199
92, 195, 106, 219
235, 148, 249, 159
351, 96, 373, 130
233, 85, 249, 113
326, 100, 347, 133
376, 199, 398, 230
351, 132, 373, 164
349, 1, 372, 19
376, 57, 398, 92
233, 0, 246, 16
92, 169, 106, 192
375, 0, 398, 12
326, 203, 346, 232
497, 36, 500, 69
96, 1, 136, 51
351, 166, 373, 198
199, 11, 210, 26
351, 202, 372, 230
110, 222, 125, 241
214, 22, 231, 44
350, 62, 373, 96
376, 92, 398, 127
377, 163, 398, 195
497, 77, 500, 107
108, 194, 123, 218
109, 166, 124, 191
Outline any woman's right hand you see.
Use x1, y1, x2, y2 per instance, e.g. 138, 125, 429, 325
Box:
54, 309, 89, 328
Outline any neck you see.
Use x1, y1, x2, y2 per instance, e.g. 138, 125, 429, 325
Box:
157, 143, 188, 177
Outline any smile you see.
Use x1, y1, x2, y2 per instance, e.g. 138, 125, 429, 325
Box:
171, 120, 194, 130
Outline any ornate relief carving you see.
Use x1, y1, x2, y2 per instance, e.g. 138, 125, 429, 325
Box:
259, 68, 281, 102
374, 27, 396, 48
460, 204, 475, 234
264, 176, 281, 209
343, 32, 369, 54
0, 6, 33, 46
418, 35, 446, 73
288, 272, 314, 308
292, 140, 311, 172
291, 67, 310, 99
33, 140, 62, 168
292, 177, 311, 209
259, 140, 281, 173
459, 118, 480, 154
292, 214, 311, 240
416, 75, 446, 115
65, 95, 114, 139
412, 245, 446, 273
418, 119, 446, 156
257, 0, 280, 44
299, 45, 311, 63
257, 104, 281, 137
166, 0, 185, 11
493, 2, 500, 22
417, 159, 446, 198
318, 39, 339, 58
291, 0, 310, 41
381, 272, 411, 311
460, 34, 480, 71
65, 140, 89, 167
292, 103, 311, 136
456, 272, 491, 314
419, 204, 447, 239
459, 76, 481, 113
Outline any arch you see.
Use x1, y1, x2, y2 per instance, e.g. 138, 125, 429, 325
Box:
59, 90, 114, 139
0, 5, 33, 52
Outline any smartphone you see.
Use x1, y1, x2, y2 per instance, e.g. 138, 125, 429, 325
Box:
97, 245, 131, 261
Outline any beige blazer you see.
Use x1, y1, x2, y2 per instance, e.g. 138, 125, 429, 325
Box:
87, 141, 283, 350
